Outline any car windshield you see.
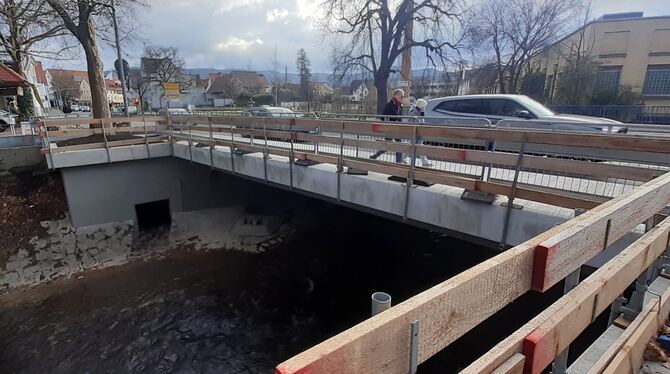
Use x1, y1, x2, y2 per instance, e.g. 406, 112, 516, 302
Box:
518, 96, 554, 116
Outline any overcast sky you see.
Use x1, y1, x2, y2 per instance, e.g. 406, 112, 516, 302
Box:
52, 0, 670, 74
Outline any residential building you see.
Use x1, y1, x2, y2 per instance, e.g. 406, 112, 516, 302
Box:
205, 71, 272, 106
310, 81, 335, 97
105, 79, 124, 105
346, 80, 375, 102
539, 12, 670, 105
46, 69, 92, 107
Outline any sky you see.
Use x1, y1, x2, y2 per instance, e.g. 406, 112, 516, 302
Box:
51, 0, 670, 74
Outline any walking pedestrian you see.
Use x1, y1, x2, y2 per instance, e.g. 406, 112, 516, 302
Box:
408, 99, 433, 167
370, 88, 405, 163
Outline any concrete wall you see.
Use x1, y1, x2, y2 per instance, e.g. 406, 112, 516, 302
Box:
60, 157, 301, 228
0, 146, 43, 172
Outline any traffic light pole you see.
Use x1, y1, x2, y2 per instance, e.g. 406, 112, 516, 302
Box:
111, 1, 129, 117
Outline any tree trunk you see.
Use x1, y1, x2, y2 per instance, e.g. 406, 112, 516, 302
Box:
80, 18, 110, 119
374, 70, 389, 115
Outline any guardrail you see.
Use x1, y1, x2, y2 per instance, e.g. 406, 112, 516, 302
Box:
548, 104, 670, 125
276, 173, 670, 374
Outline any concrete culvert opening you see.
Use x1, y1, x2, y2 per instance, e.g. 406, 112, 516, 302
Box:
135, 199, 171, 232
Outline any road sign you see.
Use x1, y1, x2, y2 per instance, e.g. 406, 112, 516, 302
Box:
164, 82, 180, 99
396, 80, 410, 87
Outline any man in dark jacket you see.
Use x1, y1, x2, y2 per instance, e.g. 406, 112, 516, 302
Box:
370, 88, 405, 163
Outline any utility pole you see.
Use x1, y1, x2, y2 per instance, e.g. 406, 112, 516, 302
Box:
111, 0, 129, 117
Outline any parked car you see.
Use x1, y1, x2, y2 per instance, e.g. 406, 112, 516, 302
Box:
241, 106, 303, 118
425, 94, 628, 133
80, 105, 91, 112
0, 109, 17, 132
157, 108, 191, 116
70, 103, 81, 112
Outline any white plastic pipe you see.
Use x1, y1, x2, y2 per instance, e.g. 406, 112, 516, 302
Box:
371, 292, 392, 316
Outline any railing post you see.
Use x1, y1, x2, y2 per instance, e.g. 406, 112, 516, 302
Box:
289, 118, 295, 189
167, 114, 174, 156
188, 121, 193, 162
42, 119, 54, 169
208, 116, 214, 170
230, 119, 236, 173
101, 119, 111, 163
263, 122, 269, 182
551, 208, 586, 374
337, 121, 345, 202
403, 126, 417, 222
499, 133, 527, 249
142, 116, 150, 159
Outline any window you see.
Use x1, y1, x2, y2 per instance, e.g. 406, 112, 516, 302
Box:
594, 66, 621, 93
489, 99, 527, 117
436, 99, 493, 115
643, 65, 670, 96
435, 100, 458, 112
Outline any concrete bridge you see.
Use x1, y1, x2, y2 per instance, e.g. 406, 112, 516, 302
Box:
36, 115, 670, 373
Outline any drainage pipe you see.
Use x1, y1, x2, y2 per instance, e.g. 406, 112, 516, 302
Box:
371, 292, 392, 316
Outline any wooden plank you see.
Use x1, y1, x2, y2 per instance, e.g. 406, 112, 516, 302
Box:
477, 181, 603, 210
416, 145, 661, 182
533, 171, 670, 292
49, 141, 108, 153
492, 354, 525, 374
586, 300, 658, 374
41, 117, 101, 127
521, 216, 670, 374
417, 127, 670, 154
458, 175, 670, 374
47, 125, 167, 137
602, 302, 660, 374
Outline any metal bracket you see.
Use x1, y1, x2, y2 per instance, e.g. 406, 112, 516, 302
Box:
461, 190, 495, 204
409, 320, 419, 374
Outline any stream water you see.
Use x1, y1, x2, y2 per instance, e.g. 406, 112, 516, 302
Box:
0, 201, 576, 373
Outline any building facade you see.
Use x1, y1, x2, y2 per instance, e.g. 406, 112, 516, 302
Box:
540, 13, 670, 106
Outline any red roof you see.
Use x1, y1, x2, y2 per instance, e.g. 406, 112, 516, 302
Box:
0, 64, 27, 88
35, 61, 47, 84
47, 69, 89, 83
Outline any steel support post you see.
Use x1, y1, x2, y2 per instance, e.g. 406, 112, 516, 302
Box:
499, 134, 527, 249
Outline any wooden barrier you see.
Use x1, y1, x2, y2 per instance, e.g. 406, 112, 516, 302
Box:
275, 172, 670, 374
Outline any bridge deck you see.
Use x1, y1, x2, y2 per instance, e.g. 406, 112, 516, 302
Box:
35, 115, 670, 374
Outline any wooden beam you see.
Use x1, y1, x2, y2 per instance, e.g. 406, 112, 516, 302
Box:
586, 299, 659, 374
521, 216, 670, 374
602, 304, 659, 374
492, 354, 526, 374
416, 145, 661, 182
532, 172, 670, 292
462, 202, 670, 374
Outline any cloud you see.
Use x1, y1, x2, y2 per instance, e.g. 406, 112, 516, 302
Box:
295, 0, 319, 19
216, 37, 264, 51
216, 0, 268, 14
266, 8, 289, 23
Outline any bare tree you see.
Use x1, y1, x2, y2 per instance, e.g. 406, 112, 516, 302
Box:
321, 0, 466, 113
269, 44, 280, 106
46, 0, 145, 118
127, 68, 151, 111
473, 0, 577, 93
141, 45, 191, 105
0, 0, 74, 113
552, 2, 599, 103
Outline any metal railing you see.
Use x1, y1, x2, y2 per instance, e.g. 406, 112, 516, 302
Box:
547, 104, 670, 125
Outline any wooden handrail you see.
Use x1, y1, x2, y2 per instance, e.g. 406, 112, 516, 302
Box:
275, 172, 670, 374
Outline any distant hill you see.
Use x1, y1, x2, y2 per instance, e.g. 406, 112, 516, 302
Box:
185, 68, 331, 84
181, 67, 459, 85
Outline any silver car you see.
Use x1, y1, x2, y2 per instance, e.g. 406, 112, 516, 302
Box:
425, 94, 627, 133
